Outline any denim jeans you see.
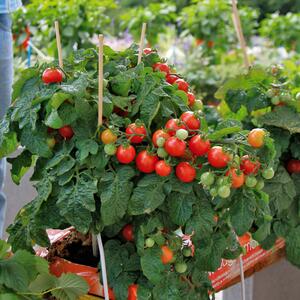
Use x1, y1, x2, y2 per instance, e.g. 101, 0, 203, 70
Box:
0, 13, 13, 238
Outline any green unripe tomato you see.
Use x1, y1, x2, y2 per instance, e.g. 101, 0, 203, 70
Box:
157, 147, 168, 158
210, 187, 218, 197
217, 177, 227, 186
47, 137, 56, 149
104, 144, 117, 156
246, 176, 257, 188
182, 247, 192, 257
271, 96, 280, 105
176, 129, 189, 140
262, 168, 274, 180
175, 262, 188, 273
218, 185, 231, 198
201, 172, 215, 186
255, 179, 265, 190
145, 238, 155, 248
157, 137, 166, 147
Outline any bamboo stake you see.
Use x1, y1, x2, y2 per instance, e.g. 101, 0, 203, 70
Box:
137, 23, 147, 64
54, 21, 63, 69
98, 34, 104, 126
231, 0, 250, 69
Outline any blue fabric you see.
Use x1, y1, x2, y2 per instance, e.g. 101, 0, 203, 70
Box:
0, 0, 22, 13
0, 13, 13, 237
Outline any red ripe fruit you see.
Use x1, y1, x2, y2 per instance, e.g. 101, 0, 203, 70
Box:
59, 125, 74, 139
152, 129, 170, 147
226, 168, 245, 188
240, 155, 261, 175
287, 159, 300, 174
116, 145, 136, 164
188, 135, 210, 156
143, 48, 153, 54
180, 111, 201, 130
207, 146, 231, 168
176, 162, 196, 183
165, 119, 186, 136
122, 224, 134, 242
153, 63, 170, 75
128, 284, 138, 300
126, 123, 147, 144
136, 150, 159, 173
187, 92, 196, 106
155, 160, 172, 177
164, 137, 186, 157
174, 78, 189, 92
42, 68, 63, 84
166, 74, 179, 84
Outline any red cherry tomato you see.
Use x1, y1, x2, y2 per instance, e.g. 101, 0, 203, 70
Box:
207, 40, 214, 48
155, 160, 172, 177
207, 146, 231, 168
174, 78, 189, 92
128, 284, 138, 300
58, 125, 74, 139
176, 162, 196, 183
152, 129, 170, 147
116, 145, 136, 164
187, 92, 196, 106
287, 159, 300, 174
136, 150, 159, 173
126, 123, 147, 144
164, 137, 186, 157
180, 111, 201, 130
226, 168, 245, 188
143, 48, 153, 54
122, 224, 134, 242
42, 68, 63, 84
153, 63, 170, 75
161, 245, 174, 264
165, 119, 186, 136
188, 135, 210, 156
240, 155, 260, 175
166, 74, 179, 84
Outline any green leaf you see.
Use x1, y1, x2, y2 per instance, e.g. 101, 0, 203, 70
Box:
60, 73, 89, 96
286, 226, 300, 268
128, 174, 167, 215
28, 273, 58, 293
110, 72, 132, 97
141, 248, 165, 284
57, 172, 97, 233
45, 109, 64, 129
7, 150, 33, 185
100, 166, 135, 226
208, 126, 242, 141
49, 92, 71, 109
75, 139, 99, 161
0, 132, 18, 159
140, 92, 161, 128
0, 240, 10, 259
230, 190, 256, 236
258, 106, 300, 134
51, 273, 89, 300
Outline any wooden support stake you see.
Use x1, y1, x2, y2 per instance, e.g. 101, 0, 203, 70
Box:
54, 21, 63, 69
98, 34, 104, 127
231, 0, 250, 69
137, 23, 147, 64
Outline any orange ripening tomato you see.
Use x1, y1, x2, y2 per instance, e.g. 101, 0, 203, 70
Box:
161, 245, 173, 264
247, 128, 266, 148
226, 168, 245, 188
101, 129, 117, 144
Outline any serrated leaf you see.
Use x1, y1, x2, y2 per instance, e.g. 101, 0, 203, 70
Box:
45, 110, 64, 129
60, 73, 89, 96
75, 139, 98, 161
28, 273, 58, 293
140, 92, 161, 128
286, 226, 300, 268
100, 166, 135, 226
0, 132, 18, 159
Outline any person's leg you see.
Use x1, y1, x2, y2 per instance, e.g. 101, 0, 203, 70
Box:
0, 13, 13, 238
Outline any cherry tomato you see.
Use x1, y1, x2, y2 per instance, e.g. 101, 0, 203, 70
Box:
188, 135, 210, 156
246, 176, 257, 188
165, 119, 186, 136
218, 185, 231, 198
240, 155, 260, 175
42, 68, 63, 84
47, 137, 56, 148
226, 168, 245, 188
164, 137, 186, 157
104, 144, 117, 156
176, 129, 189, 140
183, 247, 192, 257
262, 167, 274, 179
116, 145, 136, 164
166, 74, 179, 84
187, 92, 196, 106
175, 262, 187, 273
143, 48, 153, 54
59, 125, 74, 139
152, 129, 170, 147
207, 146, 230, 168
153, 63, 170, 75
128, 284, 138, 300
174, 78, 189, 92
155, 160, 172, 177
101, 129, 117, 144
180, 111, 201, 130
136, 150, 159, 173
200, 172, 215, 186
145, 238, 155, 248
161, 245, 174, 264
207, 40, 214, 48
122, 224, 134, 242
247, 128, 265, 148
176, 162, 196, 183
126, 123, 147, 144
287, 159, 300, 174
